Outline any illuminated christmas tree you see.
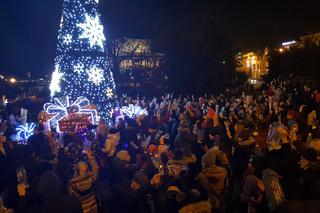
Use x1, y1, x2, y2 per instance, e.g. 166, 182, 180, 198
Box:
50, 0, 116, 122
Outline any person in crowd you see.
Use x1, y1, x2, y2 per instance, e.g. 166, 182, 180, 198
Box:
1, 76, 320, 213
195, 148, 228, 210
96, 119, 108, 148
26, 171, 82, 213
68, 150, 99, 213
102, 127, 120, 158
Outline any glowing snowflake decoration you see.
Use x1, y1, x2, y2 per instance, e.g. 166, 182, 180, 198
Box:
87, 66, 105, 85
73, 63, 84, 74
77, 14, 106, 49
63, 34, 72, 45
105, 87, 113, 99
16, 122, 36, 141
50, 64, 63, 97
119, 104, 148, 119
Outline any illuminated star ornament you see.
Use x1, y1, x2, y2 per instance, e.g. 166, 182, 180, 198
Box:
87, 66, 105, 85
63, 34, 72, 45
50, 65, 63, 97
16, 122, 36, 141
105, 87, 113, 99
73, 63, 84, 74
77, 14, 106, 49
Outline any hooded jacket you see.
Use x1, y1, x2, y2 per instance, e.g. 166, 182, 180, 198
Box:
196, 165, 227, 194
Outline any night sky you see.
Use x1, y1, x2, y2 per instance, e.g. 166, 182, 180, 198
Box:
0, 0, 319, 78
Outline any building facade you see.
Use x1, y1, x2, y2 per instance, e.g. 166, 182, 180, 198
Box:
235, 48, 269, 79
111, 38, 168, 94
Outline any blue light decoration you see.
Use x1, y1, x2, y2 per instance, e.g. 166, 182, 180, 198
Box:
50, 0, 116, 123
118, 104, 148, 119
16, 122, 36, 142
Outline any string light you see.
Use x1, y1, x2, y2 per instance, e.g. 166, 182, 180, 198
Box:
50, 0, 116, 122
119, 104, 148, 119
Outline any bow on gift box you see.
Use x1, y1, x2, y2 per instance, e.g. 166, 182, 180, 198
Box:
44, 96, 98, 131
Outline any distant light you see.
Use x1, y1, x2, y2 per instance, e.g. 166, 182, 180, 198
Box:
246, 59, 251, 67
9, 78, 17, 84
279, 48, 284, 53
222, 61, 226, 64
282, 41, 296, 46
249, 79, 257, 84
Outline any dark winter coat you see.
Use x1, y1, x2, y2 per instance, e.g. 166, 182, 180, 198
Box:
300, 160, 320, 200
264, 144, 301, 200
28, 171, 82, 213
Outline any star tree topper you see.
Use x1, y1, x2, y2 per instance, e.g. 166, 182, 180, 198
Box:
77, 14, 106, 49
105, 87, 113, 99
50, 65, 63, 97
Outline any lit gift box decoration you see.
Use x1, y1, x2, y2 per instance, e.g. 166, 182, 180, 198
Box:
43, 96, 98, 132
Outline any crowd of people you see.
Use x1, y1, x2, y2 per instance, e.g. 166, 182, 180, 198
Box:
1, 77, 320, 213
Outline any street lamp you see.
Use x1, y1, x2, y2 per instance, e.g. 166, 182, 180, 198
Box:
9, 78, 17, 84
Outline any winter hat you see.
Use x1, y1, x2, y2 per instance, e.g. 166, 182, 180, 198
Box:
166, 185, 186, 202
109, 127, 119, 134
301, 148, 318, 163
116, 150, 131, 162
287, 120, 298, 130
133, 171, 149, 187
167, 185, 181, 193
201, 150, 217, 169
